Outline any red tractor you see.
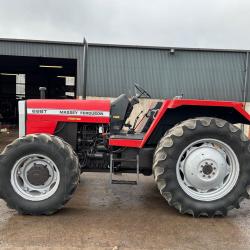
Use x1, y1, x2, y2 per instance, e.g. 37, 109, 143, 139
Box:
1, 84, 250, 217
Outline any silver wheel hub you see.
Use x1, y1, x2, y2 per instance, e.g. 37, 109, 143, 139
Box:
177, 139, 239, 201
11, 154, 60, 201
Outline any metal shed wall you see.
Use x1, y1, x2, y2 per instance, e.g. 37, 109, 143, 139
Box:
87, 45, 249, 101
0, 38, 250, 101
0, 39, 85, 95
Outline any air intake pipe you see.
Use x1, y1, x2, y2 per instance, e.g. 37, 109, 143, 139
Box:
39, 87, 47, 99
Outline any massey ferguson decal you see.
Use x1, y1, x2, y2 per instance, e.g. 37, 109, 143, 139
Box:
27, 108, 110, 117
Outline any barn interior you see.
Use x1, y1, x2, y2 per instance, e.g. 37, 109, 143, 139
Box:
0, 55, 77, 127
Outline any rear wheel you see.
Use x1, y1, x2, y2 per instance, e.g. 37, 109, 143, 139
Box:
153, 117, 250, 217
0, 134, 80, 215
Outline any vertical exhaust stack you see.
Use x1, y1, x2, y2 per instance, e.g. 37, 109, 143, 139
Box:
82, 38, 88, 100
39, 87, 47, 99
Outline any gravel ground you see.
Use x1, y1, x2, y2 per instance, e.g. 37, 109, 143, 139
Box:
1, 131, 250, 250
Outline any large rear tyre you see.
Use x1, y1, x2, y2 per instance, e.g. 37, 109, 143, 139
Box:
0, 134, 80, 215
153, 117, 250, 217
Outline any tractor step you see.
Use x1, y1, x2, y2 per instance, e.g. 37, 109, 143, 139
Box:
112, 158, 137, 162
110, 153, 139, 185
111, 180, 137, 185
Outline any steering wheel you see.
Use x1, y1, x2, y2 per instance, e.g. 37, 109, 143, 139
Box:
134, 83, 151, 98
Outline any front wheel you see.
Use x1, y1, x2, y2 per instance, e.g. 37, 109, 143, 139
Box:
0, 134, 80, 215
153, 117, 250, 217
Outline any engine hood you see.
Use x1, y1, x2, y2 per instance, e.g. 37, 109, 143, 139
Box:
24, 99, 111, 135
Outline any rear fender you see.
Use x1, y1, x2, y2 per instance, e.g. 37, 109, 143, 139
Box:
143, 99, 250, 146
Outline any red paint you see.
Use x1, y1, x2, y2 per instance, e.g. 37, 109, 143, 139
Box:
108, 139, 142, 147
168, 99, 244, 109
26, 99, 110, 135
26, 121, 57, 135
25, 98, 250, 148
109, 99, 250, 148
27, 99, 111, 110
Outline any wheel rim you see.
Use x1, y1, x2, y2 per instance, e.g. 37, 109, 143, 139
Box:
176, 138, 239, 201
11, 154, 60, 201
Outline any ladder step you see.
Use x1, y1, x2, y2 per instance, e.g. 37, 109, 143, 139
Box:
110, 153, 139, 185
112, 158, 137, 162
111, 180, 137, 185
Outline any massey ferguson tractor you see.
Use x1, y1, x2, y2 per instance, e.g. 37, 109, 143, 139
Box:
1, 84, 250, 217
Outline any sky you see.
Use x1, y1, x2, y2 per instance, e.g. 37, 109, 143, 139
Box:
0, 0, 250, 50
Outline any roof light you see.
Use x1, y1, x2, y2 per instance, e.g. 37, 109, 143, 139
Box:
0, 73, 18, 76
39, 65, 63, 69
57, 75, 72, 78
170, 48, 175, 55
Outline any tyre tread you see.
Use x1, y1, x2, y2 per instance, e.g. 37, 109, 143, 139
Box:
153, 117, 250, 217
0, 133, 80, 215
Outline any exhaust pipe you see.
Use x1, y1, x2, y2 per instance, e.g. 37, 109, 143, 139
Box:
39, 87, 47, 99
82, 38, 88, 99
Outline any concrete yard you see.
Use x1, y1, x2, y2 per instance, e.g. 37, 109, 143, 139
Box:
1, 131, 250, 249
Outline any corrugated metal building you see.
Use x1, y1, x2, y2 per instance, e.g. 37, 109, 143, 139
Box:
0, 37, 249, 101
0, 38, 85, 96
88, 45, 249, 101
